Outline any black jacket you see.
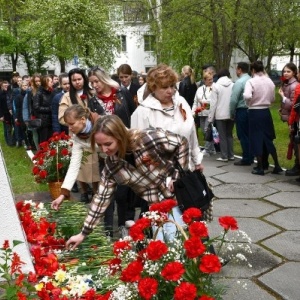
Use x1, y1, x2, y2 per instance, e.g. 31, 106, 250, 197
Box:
88, 87, 136, 128
0, 90, 12, 123
14, 90, 26, 123
33, 86, 52, 127
179, 76, 198, 109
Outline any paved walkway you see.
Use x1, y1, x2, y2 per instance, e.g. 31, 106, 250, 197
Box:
15, 155, 300, 300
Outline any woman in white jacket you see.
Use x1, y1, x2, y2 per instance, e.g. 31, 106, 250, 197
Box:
208, 69, 234, 162
130, 64, 204, 217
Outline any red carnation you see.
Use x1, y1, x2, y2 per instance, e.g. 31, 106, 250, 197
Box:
182, 207, 202, 224
39, 170, 48, 179
161, 261, 185, 281
188, 221, 208, 238
184, 236, 206, 258
108, 258, 122, 275
32, 166, 40, 175
49, 149, 57, 156
80, 94, 87, 100
146, 240, 168, 260
61, 148, 69, 156
129, 218, 151, 241
174, 282, 197, 300
219, 216, 238, 231
149, 199, 177, 214
120, 260, 143, 282
57, 163, 63, 169
138, 277, 158, 300
37, 159, 44, 166
113, 240, 131, 255
199, 295, 215, 300
199, 254, 221, 273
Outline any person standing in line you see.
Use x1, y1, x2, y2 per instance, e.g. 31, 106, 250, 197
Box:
0, 81, 15, 146
208, 69, 234, 162
178, 65, 198, 109
243, 61, 282, 175
278, 63, 300, 177
32, 75, 53, 143
52, 73, 70, 134
192, 71, 216, 156
230, 62, 253, 166
117, 64, 140, 107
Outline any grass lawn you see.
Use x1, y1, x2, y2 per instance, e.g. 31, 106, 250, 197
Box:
0, 126, 48, 195
0, 90, 295, 195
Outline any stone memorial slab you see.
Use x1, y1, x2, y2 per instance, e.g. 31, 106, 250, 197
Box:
214, 172, 276, 184
266, 181, 300, 192
0, 148, 34, 278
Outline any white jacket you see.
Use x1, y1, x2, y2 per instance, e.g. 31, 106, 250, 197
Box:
192, 83, 215, 117
208, 76, 233, 122
130, 92, 203, 169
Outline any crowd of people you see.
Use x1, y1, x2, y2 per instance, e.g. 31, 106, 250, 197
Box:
1, 61, 299, 243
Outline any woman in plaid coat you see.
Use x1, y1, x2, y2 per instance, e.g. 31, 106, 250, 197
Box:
66, 114, 190, 249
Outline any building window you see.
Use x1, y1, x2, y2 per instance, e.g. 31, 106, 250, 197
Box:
118, 35, 127, 52
144, 35, 155, 52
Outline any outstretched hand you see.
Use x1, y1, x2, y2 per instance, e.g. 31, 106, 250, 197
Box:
65, 233, 85, 251
51, 195, 65, 210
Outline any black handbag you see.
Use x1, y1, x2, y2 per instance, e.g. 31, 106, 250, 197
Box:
174, 162, 214, 213
28, 118, 42, 129
205, 123, 213, 142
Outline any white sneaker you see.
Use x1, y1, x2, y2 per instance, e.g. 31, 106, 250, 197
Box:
216, 157, 228, 162
201, 149, 210, 157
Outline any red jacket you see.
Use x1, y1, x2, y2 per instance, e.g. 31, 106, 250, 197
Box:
288, 83, 300, 125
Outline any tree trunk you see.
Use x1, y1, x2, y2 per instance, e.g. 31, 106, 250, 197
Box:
10, 53, 18, 71
58, 57, 66, 73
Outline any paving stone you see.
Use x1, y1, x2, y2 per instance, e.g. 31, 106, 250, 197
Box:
207, 177, 223, 187
262, 231, 300, 261
264, 208, 300, 230
212, 199, 279, 217
259, 262, 300, 300
203, 166, 227, 177
214, 172, 277, 184
213, 183, 277, 199
264, 192, 300, 208
208, 217, 281, 243
216, 244, 281, 278
217, 278, 276, 300
266, 181, 300, 191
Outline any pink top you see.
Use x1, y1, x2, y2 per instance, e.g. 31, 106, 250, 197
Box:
243, 72, 275, 108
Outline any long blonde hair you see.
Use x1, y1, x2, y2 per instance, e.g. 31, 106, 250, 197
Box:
182, 65, 195, 84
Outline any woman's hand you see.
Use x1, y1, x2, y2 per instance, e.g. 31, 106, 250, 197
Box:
168, 179, 175, 193
195, 164, 204, 172
51, 195, 65, 210
65, 233, 85, 250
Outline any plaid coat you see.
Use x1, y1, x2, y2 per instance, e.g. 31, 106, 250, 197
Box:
82, 128, 189, 235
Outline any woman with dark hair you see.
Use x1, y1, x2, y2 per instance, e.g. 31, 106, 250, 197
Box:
58, 68, 96, 203
88, 66, 137, 238
208, 68, 234, 162
32, 75, 53, 143
58, 68, 93, 124
51, 104, 101, 207
278, 62, 300, 176
244, 61, 282, 175
64, 114, 189, 249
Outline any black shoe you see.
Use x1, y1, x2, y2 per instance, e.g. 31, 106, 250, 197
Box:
251, 169, 264, 175
87, 185, 93, 195
253, 165, 268, 171
285, 165, 300, 176
71, 183, 79, 193
80, 193, 89, 203
234, 160, 252, 166
272, 166, 283, 174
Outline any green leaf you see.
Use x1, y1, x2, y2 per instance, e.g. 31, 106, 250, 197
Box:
12, 240, 24, 248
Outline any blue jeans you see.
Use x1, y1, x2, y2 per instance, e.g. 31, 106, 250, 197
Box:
153, 206, 185, 242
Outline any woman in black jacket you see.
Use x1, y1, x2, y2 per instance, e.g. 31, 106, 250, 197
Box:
33, 75, 53, 143
88, 66, 137, 238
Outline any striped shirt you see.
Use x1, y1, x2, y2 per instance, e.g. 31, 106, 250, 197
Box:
82, 128, 189, 235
